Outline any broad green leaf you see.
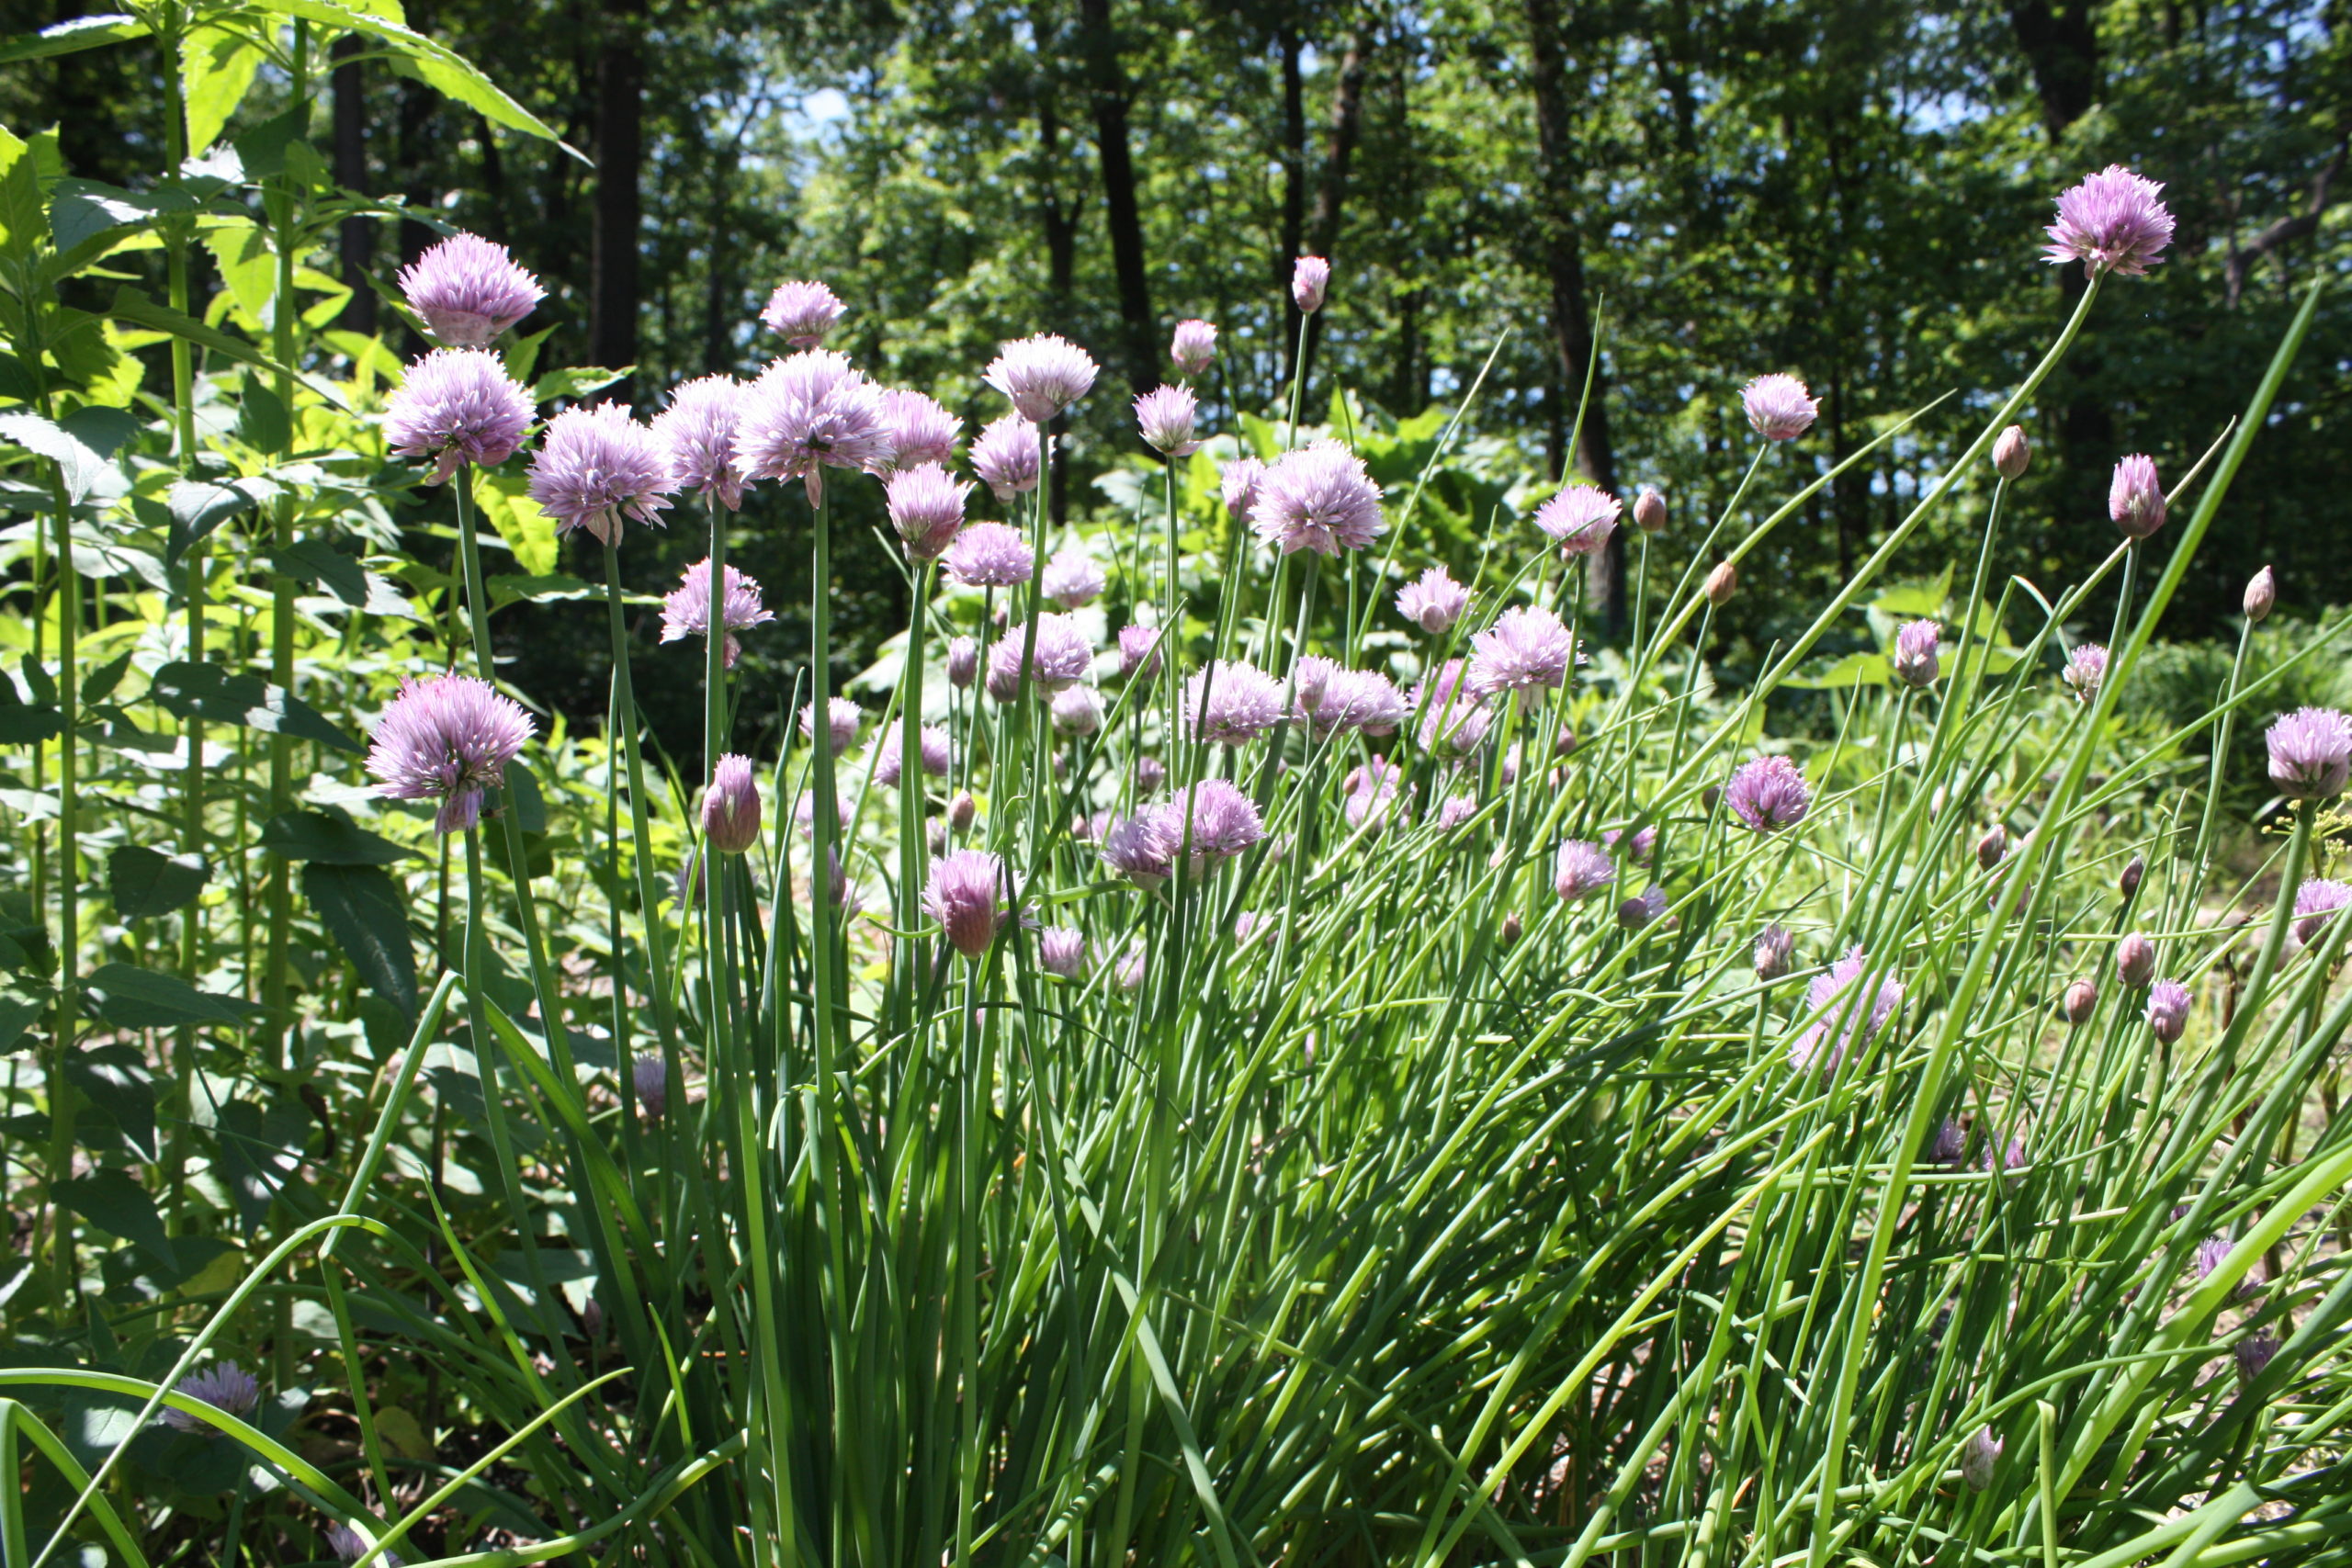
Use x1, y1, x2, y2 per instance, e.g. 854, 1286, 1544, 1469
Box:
471, 468, 558, 575
182, 25, 266, 152
54, 1170, 173, 1265
0, 126, 39, 261
0, 409, 111, 502
1864, 565, 1955, 620
81, 650, 132, 705
1782, 651, 1894, 690
277, 537, 368, 604
47, 177, 170, 255
164, 475, 274, 563
259, 808, 416, 865
82, 962, 256, 1029
107, 846, 210, 919
0, 14, 150, 67
302, 862, 417, 1016
0, 987, 41, 1051
148, 661, 364, 754
203, 222, 277, 326
0, 681, 64, 743
487, 572, 596, 609
64, 1043, 156, 1159
213, 1099, 309, 1235
502, 322, 554, 385
531, 364, 627, 403
107, 285, 290, 381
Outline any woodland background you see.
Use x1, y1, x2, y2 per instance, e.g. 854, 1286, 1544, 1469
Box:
6, 0, 2345, 754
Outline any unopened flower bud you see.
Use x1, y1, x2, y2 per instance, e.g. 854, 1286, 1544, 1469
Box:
927, 819, 948, 854
1135, 756, 1165, 794
2120, 855, 2144, 902
1701, 784, 1723, 813
1499, 912, 1522, 947
948, 792, 978, 833
1633, 485, 1668, 534
2064, 976, 2098, 1025
632, 1055, 670, 1121
1992, 424, 2030, 479
1753, 924, 1793, 981
1555, 729, 1579, 758
946, 636, 980, 689
2244, 565, 2275, 623
1703, 560, 1736, 606
1961, 1426, 2003, 1491
701, 755, 763, 855
2116, 932, 2156, 989
1617, 885, 1666, 931
2237, 1335, 2279, 1382
1975, 825, 2007, 871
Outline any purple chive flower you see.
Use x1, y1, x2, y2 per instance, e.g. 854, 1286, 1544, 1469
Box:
985, 333, 1099, 423
1314, 669, 1407, 738
397, 232, 543, 347
1157, 778, 1266, 868
1396, 565, 1470, 634
945, 636, 981, 689
1254, 442, 1385, 557
2144, 978, 2191, 1043
1792, 947, 1903, 1074
1742, 374, 1818, 441
701, 754, 763, 854
924, 848, 1006, 958
2195, 1234, 2236, 1284
1340, 758, 1403, 832
1135, 756, 1166, 793
1119, 624, 1164, 680
1618, 884, 1668, 931
2044, 165, 2175, 277
1633, 486, 1669, 533
1042, 547, 1107, 608
632, 1055, 671, 1121
944, 521, 1035, 588
879, 388, 960, 471
1602, 825, 1656, 864
1051, 684, 1104, 736
733, 349, 890, 503
1932, 1117, 1968, 1168
1170, 318, 1218, 377
969, 412, 1042, 501
1184, 660, 1288, 745
382, 348, 534, 482
1960, 1427, 2002, 1492
990, 615, 1094, 694
2293, 877, 2352, 947
1411, 660, 1491, 754
799, 696, 863, 755
326, 1523, 403, 1566
367, 672, 535, 835
163, 1360, 260, 1433
873, 724, 952, 785
2266, 706, 2352, 799
1114, 945, 1148, 991
2236, 1335, 2281, 1382
2064, 643, 2109, 702
1469, 604, 1579, 694
1533, 483, 1622, 558
1293, 655, 1339, 716
1221, 457, 1266, 528
1102, 814, 1175, 889
2116, 932, 2156, 989
1437, 793, 1478, 832
759, 279, 846, 347
1754, 925, 1794, 981
1554, 840, 1616, 902
1726, 755, 1811, 834
886, 461, 970, 562
1038, 927, 1087, 976
2109, 454, 2166, 539
1135, 384, 1203, 457
653, 375, 747, 511
526, 402, 673, 547
661, 558, 774, 669
1292, 254, 1330, 312
1892, 619, 1940, 688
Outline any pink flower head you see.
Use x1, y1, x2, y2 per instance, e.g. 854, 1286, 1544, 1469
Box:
985, 333, 1099, 423
969, 413, 1040, 501
653, 375, 747, 510
633, 1055, 671, 1121
1436, 793, 1478, 832
1254, 441, 1385, 556
1118, 624, 1163, 680
2294, 877, 2352, 948
1469, 604, 1579, 694
1726, 755, 1811, 834
1754, 924, 1794, 981
1184, 660, 1288, 744
985, 615, 1093, 694
383, 348, 534, 482
1156, 778, 1266, 867
886, 461, 970, 561
2267, 706, 2352, 799
2043, 165, 2175, 277
163, 1360, 260, 1432
733, 349, 890, 502
1114, 944, 1148, 991
660, 558, 774, 669
799, 696, 864, 755
1340, 757, 1403, 832
1134, 755, 1166, 793
1892, 619, 1940, 688
367, 671, 535, 835
945, 636, 981, 689
2144, 978, 2191, 1043
759, 279, 846, 347
1533, 483, 1621, 558
1554, 840, 1615, 902
944, 521, 1035, 587
1792, 946, 1903, 1074
702, 754, 763, 854
1618, 884, 1668, 931
1311, 668, 1407, 739
2116, 932, 2156, 988
1410, 660, 1490, 754
1742, 373, 1818, 442
1292, 254, 1330, 312
924, 848, 1006, 958
1633, 486, 1669, 533
1602, 825, 1656, 863
1170, 318, 1218, 377
1043, 547, 1107, 607
1102, 814, 1176, 889
873, 724, 952, 786
1038, 927, 1087, 976
877, 388, 960, 471
1222, 457, 1266, 528
2109, 454, 2166, 539
527, 402, 673, 547
1135, 384, 1202, 457
398, 232, 543, 347
1396, 564, 1470, 634
2064, 643, 2109, 701
1051, 683, 1104, 736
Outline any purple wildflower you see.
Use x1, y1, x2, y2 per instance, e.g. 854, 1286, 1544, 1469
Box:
2064, 643, 2108, 701
2109, 454, 2166, 539
2116, 932, 2156, 989
1396, 565, 1470, 634
944, 521, 1035, 588
873, 724, 952, 786
2043, 165, 2175, 277
1292, 254, 1330, 311
2237, 1335, 2281, 1382
2144, 978, 2191, 1043
990, 615, 1093, 694
1618, 884, 1668, 931
1222, 457, 1266, 528
1892, 619, 1940, 688
1469, 605, 1578, 694
924, 849, 1006, 958
1602, 825, 1656, 864
1051, 684, 1104, 736
1742, 374, 1818, 441
1135, 384, 1202, 457
2293, 877, 2352, 948
759, 279, 846, 347
969, 412, 1041, 501
985, 333, 1099, 423
397, 232, 542, 347
945, 636, 981, 689
702, 755, 763, 855
653, 375, 747, 510
1135, 756, 1165, 793
1533, 484, 1621, 558
1554, 840, 1616, 902
1961, 1427, 2002, 1492
879, 388, 959, 471
367, 672, 534, 835
1314, 669, 1407, 738
660, 558, 774, 669
1157, 778, 1266, 867
1184, 660, 1288, 744
1411, 660, 1491, 754
1119, 623, 1163, 680
2267, 706, 2352, 799
1042, 547, 1107, 608
1792, 946, 1903, 1074
326, 1524, 402, 1566
886, 461, 969, 562
1754, 925, 1795, 981
1437, 794, 1478, 832
1254, 442, 1385, 556
382, 348, 534, 482
1102, 814, 1175, 889
1725, 756, 1811, 834
1170, 318, 1218, 377
1340, 758, 1403, 833
1114, 945, 1148, 991
799, 696, 863, 755
733, 349, 890, 503
526, 402, 673, 547
163, 1361, 260, 1433
632, 1055, 671, 1121
1038, 927, 1087, 976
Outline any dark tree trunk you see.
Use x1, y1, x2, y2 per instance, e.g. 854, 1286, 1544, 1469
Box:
1521, 0, 1623, 634
331, 33, 377, 334
1298, 33, 1366, 389
1077, 0, 1155, 395
589, 0, 646, 402
1279, 23, 1306, 378
1394, 285, 1423, 415
393, 2, 440, 355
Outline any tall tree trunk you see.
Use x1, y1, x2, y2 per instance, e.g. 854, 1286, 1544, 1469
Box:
1077, 0, 1155, 394
1298, 32, 1367, 389
1279, 23, 1306, 381
331, 33, 377, 334
1521, 0, 1623, 635
590, 0, 646, 402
